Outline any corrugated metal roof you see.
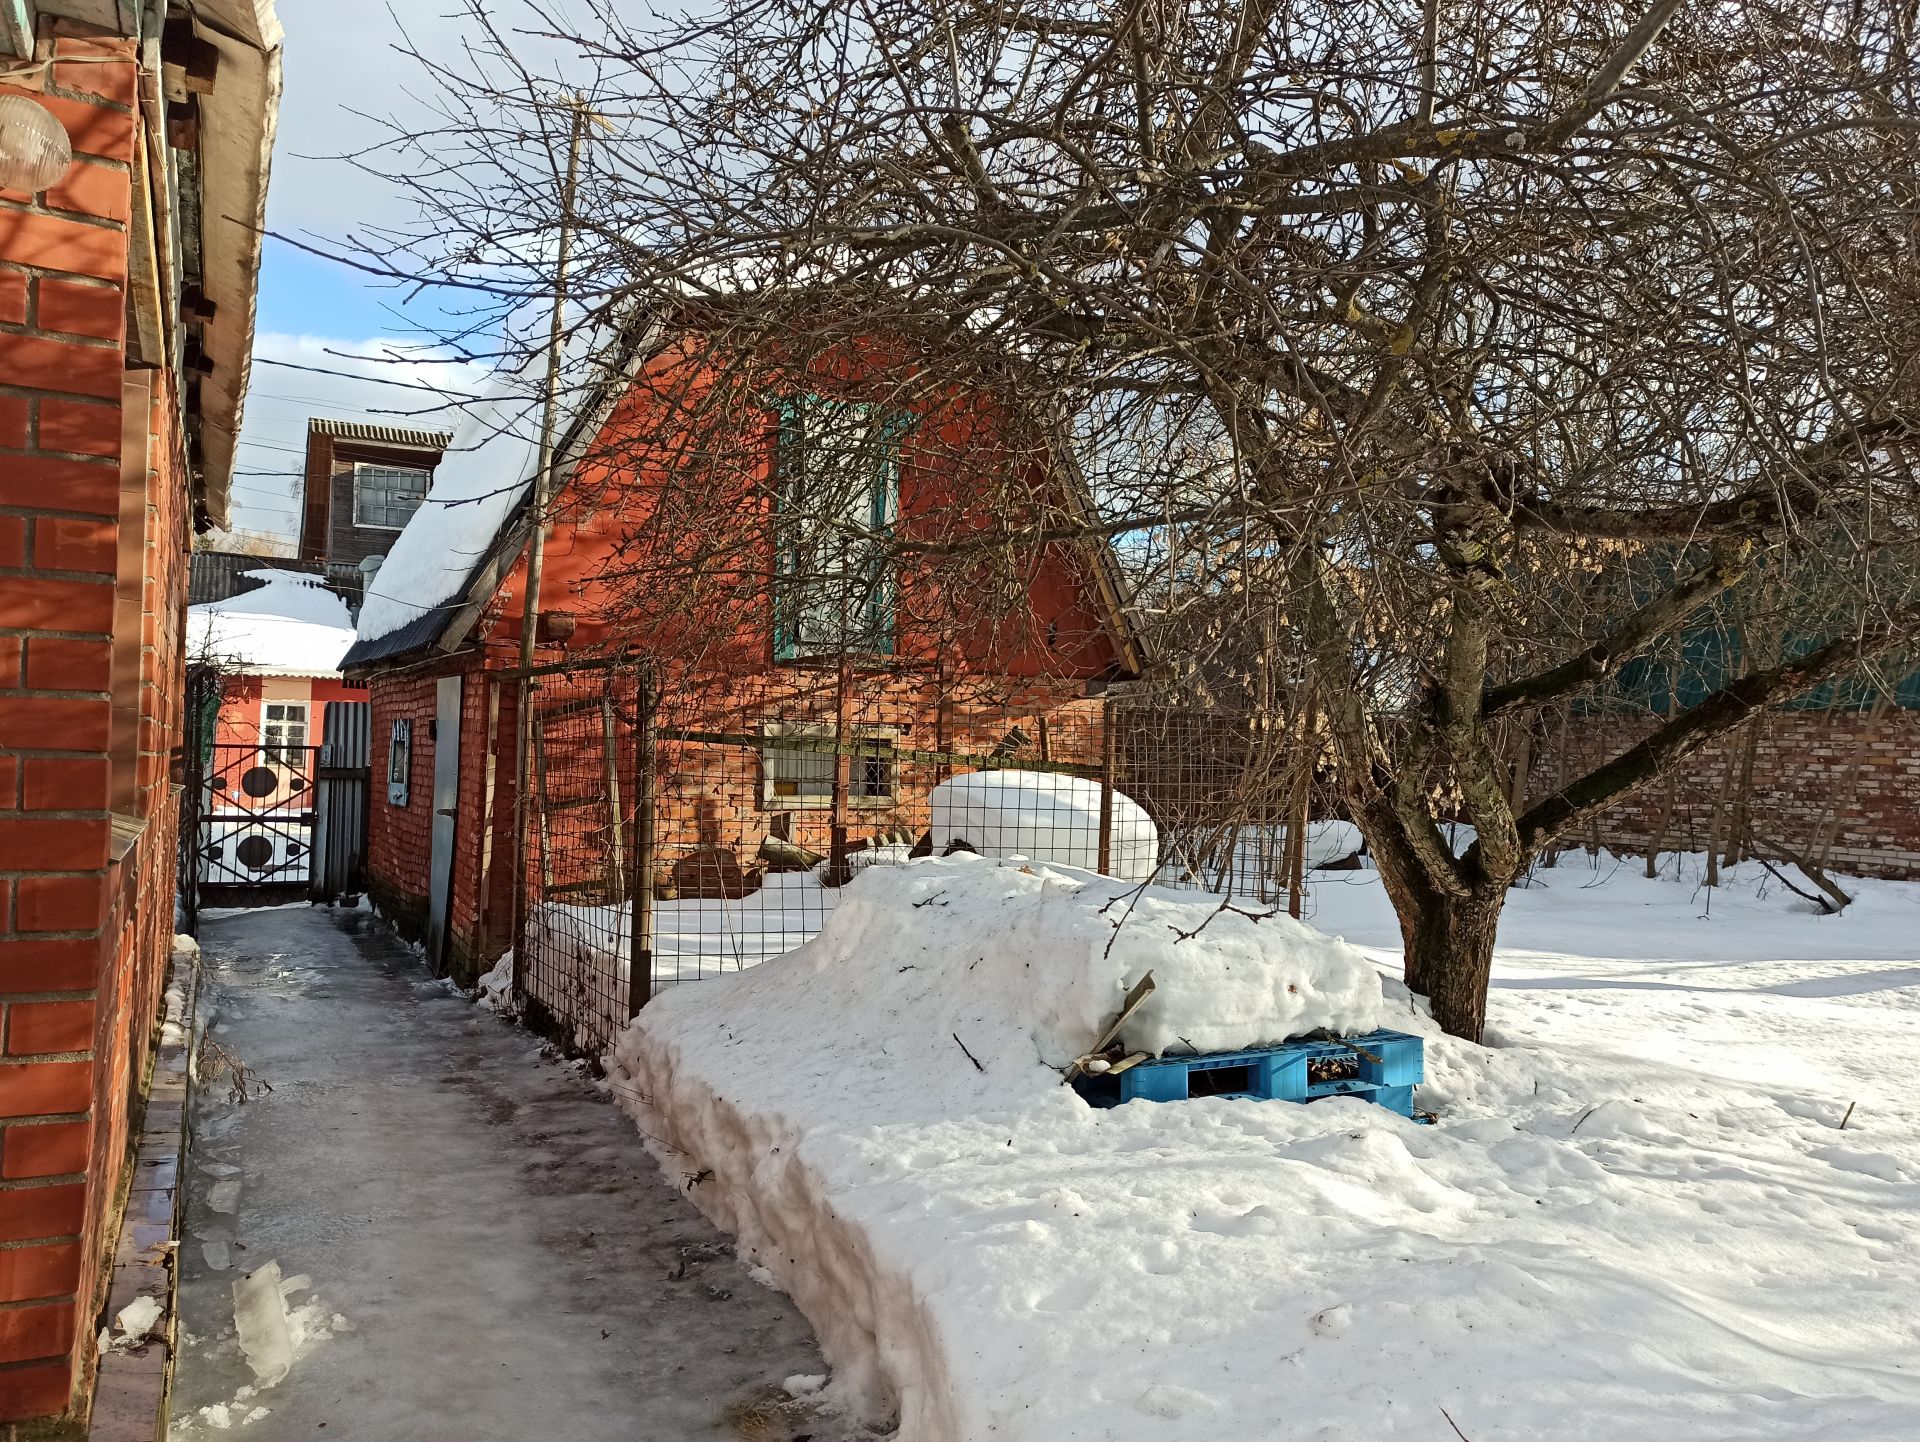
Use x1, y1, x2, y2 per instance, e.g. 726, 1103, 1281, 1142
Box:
189, 550, 326, 607
307, 418, 453, 449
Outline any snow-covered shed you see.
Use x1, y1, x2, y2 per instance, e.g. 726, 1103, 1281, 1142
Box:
187, 565, 361, 755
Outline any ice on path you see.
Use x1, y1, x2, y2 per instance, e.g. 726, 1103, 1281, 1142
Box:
231, 1261, 293, 1386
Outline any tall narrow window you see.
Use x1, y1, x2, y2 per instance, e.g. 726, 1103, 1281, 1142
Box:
262, 702, 309, 764
388, 718, 413, 806
773, 398, 902, 659
353, 463, 431, 530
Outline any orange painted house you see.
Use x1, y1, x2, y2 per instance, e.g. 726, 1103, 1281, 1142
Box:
187, 564, 360, 890
338, 323, 1143, 982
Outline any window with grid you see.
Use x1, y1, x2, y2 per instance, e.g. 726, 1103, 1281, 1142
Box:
762, 724, 895, 808
353, 463, 431, 530
773, 397, 903, 658
263, 702, 308, 764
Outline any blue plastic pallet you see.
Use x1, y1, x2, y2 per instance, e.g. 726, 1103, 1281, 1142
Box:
1076, 1028, 1423, 1118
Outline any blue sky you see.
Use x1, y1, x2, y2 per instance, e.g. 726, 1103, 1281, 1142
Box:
255, 239, 417, 339
226, 0, 497, 542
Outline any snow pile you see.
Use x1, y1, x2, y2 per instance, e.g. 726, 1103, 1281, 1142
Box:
610, 851, 1920, 1441
584, 854, 1379, 1060
608, 855, 1388, 1427
929, 771, 1158, 881
187, 570, 355, 677
476, 951, 516, 1014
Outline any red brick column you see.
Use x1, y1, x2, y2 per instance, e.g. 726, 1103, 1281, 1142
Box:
0, 34, 140, 1422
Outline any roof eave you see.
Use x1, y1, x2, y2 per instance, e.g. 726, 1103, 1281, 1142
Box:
191, 11, 282, 529
343, 318, 665, 674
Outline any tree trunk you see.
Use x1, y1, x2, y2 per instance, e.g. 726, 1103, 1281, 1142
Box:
1723, 720, 1761, 867
1400, 891, 1505, 1043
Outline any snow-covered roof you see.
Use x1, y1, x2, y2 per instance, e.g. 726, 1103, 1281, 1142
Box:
188, 569, 356, 678
344, 315, 639, 666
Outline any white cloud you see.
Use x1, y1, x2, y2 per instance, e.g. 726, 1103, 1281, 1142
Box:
269, 0, 592, 240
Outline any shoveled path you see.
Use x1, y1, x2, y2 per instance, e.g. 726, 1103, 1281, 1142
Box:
170, 904, 846, 1441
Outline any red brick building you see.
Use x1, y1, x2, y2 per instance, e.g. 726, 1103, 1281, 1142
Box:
0, 3, 279, 1423
1538, 706, 1920, 881
339, 332, 1142, 983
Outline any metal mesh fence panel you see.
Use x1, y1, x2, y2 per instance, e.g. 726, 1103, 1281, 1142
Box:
515, 667, 646, 1054
511, 661, 1335, 1054
646, 673, 1107, 989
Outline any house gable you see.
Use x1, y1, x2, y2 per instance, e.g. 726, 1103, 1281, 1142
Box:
341, 331, 1143, 682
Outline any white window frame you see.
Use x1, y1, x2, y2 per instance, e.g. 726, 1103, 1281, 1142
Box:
261, 701, 309, 766
352, 461, 432, 531
760, 722, 897, 810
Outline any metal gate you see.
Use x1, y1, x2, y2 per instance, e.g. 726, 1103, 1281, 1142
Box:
197, 742, 320, 896
177, 668, 374, 925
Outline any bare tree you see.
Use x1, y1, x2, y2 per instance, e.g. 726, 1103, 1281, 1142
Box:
329, 0, 1920, 1039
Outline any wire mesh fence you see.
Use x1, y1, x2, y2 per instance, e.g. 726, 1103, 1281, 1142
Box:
509, 659, 1338, 1054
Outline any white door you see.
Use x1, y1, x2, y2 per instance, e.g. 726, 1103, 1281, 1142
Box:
427, 676, 463, 971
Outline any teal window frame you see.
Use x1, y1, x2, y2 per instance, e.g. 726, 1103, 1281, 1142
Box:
772, 395, 906, 660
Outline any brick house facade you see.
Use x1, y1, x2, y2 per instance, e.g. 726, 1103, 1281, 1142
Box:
342, 338, 1143, 984
0, 5, 278, 1425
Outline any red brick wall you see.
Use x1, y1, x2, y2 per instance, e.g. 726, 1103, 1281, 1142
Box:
0, 36, 192, 1421
211, 674, 359, 748
365, 670, 439, 945
1536, 707, 1920, 879
364, 661, 517, 982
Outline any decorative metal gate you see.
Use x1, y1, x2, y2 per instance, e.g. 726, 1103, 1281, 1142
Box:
197, 742, 321, 893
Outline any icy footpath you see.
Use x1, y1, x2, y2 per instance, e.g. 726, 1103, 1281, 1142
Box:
606, 854, 1920, 1442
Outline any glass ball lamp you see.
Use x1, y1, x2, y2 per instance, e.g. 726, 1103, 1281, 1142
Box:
0, 94, 73, 193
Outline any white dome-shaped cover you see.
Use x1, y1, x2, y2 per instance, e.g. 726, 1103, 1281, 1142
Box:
0, 95, 72, 194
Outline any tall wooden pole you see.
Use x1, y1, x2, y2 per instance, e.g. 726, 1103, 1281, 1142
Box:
1287, 694, 1319, 919
510, 98, 589, 1000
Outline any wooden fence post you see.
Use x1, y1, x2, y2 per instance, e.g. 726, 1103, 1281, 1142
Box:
1286, 694, 1319, 919
601, 692, 627, 905
1097, 694, 1116, 876
629, 661, 657, 1018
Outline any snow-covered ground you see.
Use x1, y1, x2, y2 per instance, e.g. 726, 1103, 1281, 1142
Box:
522, 823, 1371, 1050
605, 850, 1920, 1442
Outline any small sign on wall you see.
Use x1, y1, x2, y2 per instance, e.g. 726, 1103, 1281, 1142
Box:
388, 719, 412, 806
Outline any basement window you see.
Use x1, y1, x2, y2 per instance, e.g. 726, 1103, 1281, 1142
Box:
761, 723, 895, 808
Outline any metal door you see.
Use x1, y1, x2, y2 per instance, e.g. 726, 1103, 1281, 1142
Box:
427, 676, 463, 970
312, 701, 372, 900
